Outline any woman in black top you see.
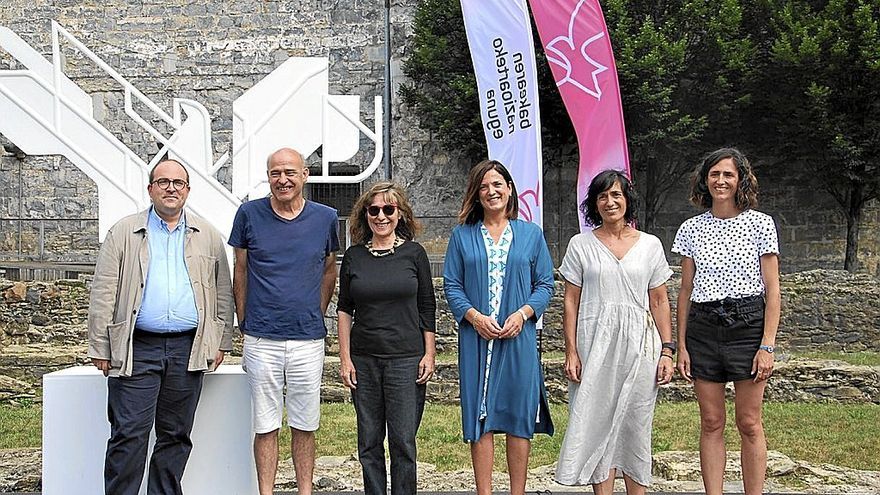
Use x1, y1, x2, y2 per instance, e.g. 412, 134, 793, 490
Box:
337, 181, 437, 495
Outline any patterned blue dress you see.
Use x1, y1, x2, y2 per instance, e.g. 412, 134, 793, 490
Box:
478, 222, 512, 419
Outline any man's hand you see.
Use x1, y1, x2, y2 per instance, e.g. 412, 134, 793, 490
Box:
92, 358, 111, 377
213, 350, 226, 369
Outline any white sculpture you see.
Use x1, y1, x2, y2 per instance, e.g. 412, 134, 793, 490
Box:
0, 21, 383, 241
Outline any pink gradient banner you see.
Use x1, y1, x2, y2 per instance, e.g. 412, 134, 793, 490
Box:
529, 0, 630, 230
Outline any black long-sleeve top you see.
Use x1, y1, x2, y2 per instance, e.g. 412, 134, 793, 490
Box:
337, 240, 436, 358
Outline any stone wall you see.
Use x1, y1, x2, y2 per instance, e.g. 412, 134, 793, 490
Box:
2, 266, 878, 359
1, 270, 879, 404
1, 1, 879, 273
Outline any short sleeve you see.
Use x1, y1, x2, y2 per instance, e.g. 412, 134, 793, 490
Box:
671, 219, 693, 258
755, 213, 779, 256
647, 236, 673, 289
227, 205, 248, 248
558, 235, 585, 287
327, 210, 341, 254
336, 248, 354, 315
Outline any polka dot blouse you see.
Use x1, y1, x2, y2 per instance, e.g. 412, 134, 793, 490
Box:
672, 209, 779, 303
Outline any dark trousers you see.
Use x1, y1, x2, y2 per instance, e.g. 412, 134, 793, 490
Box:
351, 354, 426, 495
105, 331, 203, 495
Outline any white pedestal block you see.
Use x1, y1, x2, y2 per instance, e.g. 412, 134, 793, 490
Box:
42, 365, 258, 494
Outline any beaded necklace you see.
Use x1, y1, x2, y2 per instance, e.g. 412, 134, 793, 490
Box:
365, 235, 404, 257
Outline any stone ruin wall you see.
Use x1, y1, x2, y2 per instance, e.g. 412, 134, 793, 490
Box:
1, 269, 878, 404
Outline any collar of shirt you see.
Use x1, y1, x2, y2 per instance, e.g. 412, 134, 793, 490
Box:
147, 206, 187, 234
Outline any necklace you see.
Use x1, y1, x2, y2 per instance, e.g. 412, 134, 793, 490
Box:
366, 236, 404, 257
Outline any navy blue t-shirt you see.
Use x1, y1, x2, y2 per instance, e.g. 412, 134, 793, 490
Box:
228, 198, 339, 340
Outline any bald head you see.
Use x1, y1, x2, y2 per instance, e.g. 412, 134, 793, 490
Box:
266, 147, 308, 205
267, 148, 305, 170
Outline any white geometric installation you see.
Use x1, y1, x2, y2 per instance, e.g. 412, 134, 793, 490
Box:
0, 22, 383, 242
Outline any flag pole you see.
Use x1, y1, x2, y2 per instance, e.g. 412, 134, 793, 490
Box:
383, 0, 393, 179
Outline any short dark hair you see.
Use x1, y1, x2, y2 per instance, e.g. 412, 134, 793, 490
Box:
689, 147, 758, 210
148, 159, 189, 183
579, 169, 638, 227
457, 160, 519, 225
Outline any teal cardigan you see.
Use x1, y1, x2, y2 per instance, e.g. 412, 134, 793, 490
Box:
443, 219, 555, 442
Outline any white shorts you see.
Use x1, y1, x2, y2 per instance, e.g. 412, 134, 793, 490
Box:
242, 334, 325, 434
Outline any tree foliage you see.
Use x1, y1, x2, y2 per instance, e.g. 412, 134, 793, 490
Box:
399, 0, 484, 160
602, 0, 757, 228
750, 0, 880, 270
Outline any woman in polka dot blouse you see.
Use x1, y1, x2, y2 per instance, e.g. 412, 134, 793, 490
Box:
672, 147, 781, 495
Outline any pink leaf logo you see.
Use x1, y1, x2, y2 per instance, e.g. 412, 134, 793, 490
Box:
544, 0, 609, 100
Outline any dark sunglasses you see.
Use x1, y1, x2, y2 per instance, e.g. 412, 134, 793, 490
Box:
366, 205, 397, 217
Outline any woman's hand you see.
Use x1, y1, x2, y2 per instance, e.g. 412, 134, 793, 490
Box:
417, 353, 435, 384
677, 348, 692, 383
752, 348, 775, 382
340, 358, 357, 389
564, 351, 582, 383
471, 311, 502, 340
656, 354, 674, 384
498, 311, 525, 339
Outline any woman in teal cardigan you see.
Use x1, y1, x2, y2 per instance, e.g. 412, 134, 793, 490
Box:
443, 160, 555, 495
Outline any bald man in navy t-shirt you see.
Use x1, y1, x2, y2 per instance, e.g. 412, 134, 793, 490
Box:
229, 148, 339, 495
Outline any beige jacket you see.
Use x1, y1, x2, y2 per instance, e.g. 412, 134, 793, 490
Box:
87, 209, 235, 377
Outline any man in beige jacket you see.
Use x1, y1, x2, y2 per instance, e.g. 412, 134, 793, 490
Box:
87, 159, 234, 495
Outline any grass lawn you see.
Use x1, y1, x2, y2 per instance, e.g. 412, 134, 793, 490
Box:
4, 401, 878, 472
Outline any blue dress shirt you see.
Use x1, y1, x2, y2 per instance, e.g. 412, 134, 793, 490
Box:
135, 208, 199, 333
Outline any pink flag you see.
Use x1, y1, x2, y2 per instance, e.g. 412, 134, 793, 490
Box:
529, 0, 630, 230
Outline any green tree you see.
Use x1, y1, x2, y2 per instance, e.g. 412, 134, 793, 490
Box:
602, 0, 757, 229
754, 0, 880, 271
399, 0, 572, 165
399, 0, 484, 161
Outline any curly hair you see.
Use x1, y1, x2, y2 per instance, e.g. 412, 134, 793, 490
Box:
689, 147, 759, 210
348, 182, 421, 245
458, 160, 519, 225
579, 169, 639, 227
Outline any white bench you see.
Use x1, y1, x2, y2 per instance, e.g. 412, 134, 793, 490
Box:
42, 365, 258, 494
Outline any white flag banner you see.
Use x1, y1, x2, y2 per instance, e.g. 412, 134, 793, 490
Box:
461, 0, 544, 227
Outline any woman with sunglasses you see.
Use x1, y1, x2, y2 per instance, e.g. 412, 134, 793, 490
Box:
337, 181, 437, 495
444, 160, 555, 495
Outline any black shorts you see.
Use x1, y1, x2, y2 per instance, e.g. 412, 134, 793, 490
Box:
685, 296, 765, 383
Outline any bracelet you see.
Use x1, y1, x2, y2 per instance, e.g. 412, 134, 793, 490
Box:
516, 309, 529, 322
661, 341, 677, 354
659, 354, 674, 360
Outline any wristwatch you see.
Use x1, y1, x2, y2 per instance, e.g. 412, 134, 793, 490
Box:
661, 341, 677, 355
759, 344, 775, 353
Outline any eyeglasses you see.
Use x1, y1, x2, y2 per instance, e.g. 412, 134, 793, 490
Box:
366, 205, 397, 217
152, 178, 189, 190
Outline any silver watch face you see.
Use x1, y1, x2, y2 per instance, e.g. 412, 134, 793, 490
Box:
761, 345, 775, 353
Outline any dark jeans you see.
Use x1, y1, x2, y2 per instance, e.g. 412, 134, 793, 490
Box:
351, 354, 426, 495
105, 330, 203, 495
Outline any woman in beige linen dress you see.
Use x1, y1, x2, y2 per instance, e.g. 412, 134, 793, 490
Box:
555, 170, 675, 495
